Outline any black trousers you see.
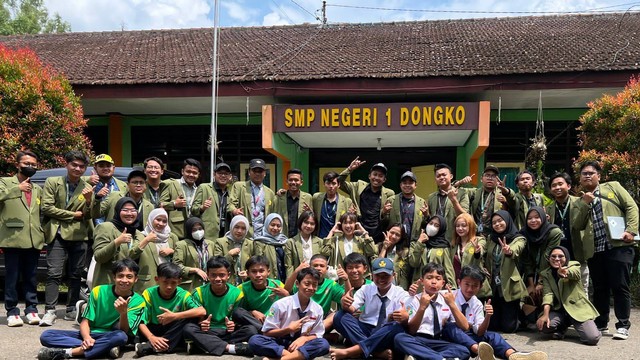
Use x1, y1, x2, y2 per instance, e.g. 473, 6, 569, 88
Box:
488, 295, 520, 333
588, 246, 635, 330
141, 319, 190, 352
183, 308, 258, 355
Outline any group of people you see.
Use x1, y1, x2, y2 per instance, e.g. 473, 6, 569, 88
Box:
0, 149, 637, 360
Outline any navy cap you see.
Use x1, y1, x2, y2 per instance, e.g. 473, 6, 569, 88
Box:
372, 258, 394, 275
214, 162, 231, 172
483, 165, 500, 175
400, 171, 417, 182
127, 168, 147, 182
249, 159, 266, 170
370, 163, 388, 175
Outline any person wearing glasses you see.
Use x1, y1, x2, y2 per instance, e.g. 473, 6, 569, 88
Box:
192, 162, 233, 239
578, 161, 638, 340
468, 165, 508, 237
91, 170, 155, 231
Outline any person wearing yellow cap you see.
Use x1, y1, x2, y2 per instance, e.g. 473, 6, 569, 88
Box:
86, 154, 126, 226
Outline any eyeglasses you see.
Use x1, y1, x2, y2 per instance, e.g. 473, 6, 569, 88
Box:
550, 255, 565, 259
580, 171, 597, 177
130, 181, 146, 186
483, 174, 497, 179
121, 208, 138, 214
216, 172, 231, 177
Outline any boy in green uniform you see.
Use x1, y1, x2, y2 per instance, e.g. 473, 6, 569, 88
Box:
182, 256, 256, 356
237, 255, 289, 332
343, 253, 372, 292
37, 259, 146, 360
285, 254, 349, 331
135, 262, 206, 357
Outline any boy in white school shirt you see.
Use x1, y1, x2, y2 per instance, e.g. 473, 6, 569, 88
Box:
394, 262, 470, 360
331, 258, 411, 360
248, 267, 330, 360
442, 265, 548, 360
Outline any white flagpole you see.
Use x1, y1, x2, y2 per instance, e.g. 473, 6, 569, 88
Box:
210, 0, 220, 183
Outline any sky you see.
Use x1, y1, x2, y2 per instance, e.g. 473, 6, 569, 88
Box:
43, 0, 638, 32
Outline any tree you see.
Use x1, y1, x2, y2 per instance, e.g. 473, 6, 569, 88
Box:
0, 0, 70, 35
0, 44, 91, 175
575, 77, 640, 200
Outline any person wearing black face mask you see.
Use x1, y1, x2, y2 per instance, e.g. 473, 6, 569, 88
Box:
0, 150, 45, 327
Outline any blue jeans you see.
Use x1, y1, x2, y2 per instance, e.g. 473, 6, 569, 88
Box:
40, 329, 127, 359
3, 248, 40, 315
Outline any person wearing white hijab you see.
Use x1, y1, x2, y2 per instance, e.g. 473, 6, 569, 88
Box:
253, 213, 288, 281
130, 208, 178, 293
214, 215, 254, 285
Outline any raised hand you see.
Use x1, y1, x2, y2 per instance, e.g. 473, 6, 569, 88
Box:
408, 279, 421, 296
498, 237, 512, 256
288, 315, 310, 333
382, 200, 393, 215
391, 301, 409, 322
267, 285, 289, 298
496, 175, 508, 192
82, 185, 95, 202
557, 265, 569, 278
202, 197, 212, 210
347, 156, 366, 171
484, 299, 493, 316
88, 170, 99, 185
115, 228, 132, 246
420, 203, 429, 217
295, 260, 310, 273
96, 185, 110, 198
200, 314, 212, 332
419, 290, 434, 309
18, 178, 32, 192
341, 288, 355, 309
446, 187, 459, 201
225, 316, 235, 332
442, 284, 456, 306
453, 174, 475, 188
232, 207, 244, 216
336, 264, 348, 281
470, 237, 481, 253
418, 229, 429, 243
114, 296, 130, 315
157, 306, 177, 325
174, 194, 187, 208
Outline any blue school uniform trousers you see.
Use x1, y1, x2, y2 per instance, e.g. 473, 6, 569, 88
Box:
40, 329, 128, 359
249, 335, 329, 359
333, 310, 405, 358
442, 322, 511, 357
394, 331, 470, 360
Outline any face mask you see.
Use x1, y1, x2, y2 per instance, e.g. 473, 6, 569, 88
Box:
20, 166, 37, 177
426, 224, 439, 237
191, 230, 205, 241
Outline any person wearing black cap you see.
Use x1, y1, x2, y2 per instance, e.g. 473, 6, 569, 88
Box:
191, 162, 233, 239
468, 165, 508, 237
91, 169, 154, 231
536, 246, 600, 345
382, 171, 429, 245
161, 158, 202, 239
427, 163, 471, 242
338, 156, 395, 243
227, 158, 276, 238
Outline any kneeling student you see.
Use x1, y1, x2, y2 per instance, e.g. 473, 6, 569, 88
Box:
182, 256, 256, 356
37, 259, 146, 360
442, 265, 548, 360
393, 262, 470, 360
248, 267, 330, 360
135, 262, 206, 357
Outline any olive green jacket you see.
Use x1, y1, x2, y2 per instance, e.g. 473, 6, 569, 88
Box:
545, 195, 592, 262
427, 189, 470, 242
408, 241, 455, 287
213, 236, 254, 285
173, 238, 216, 292
467, 187, 506, 234
0, 176, 45, 250
337, 172, 395, 218
129, 232, 178, 293
227, 181, 276, 238
191, 183, 230, 240
451, 237, 491, 297
321, 234, 377, 270
311, 193, 353, 227
91, 191, 155, 230
382, 194, 428, 242
504, 190, 545, 230
284, 234, 323, 278
521, 227, 563, 283
484, 235, 527, 302
252, 240, 287, 281
159, 179, 193, 240
143, 180, 168, 208
588, 181, 639, 248
540, 261, 598, 322
41, 176, 93, 243
273, 190, 313, 237
92, 222, 145, 287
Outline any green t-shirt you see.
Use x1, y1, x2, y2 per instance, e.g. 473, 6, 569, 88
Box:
193, 283, 243, 329
82, 285, 146, 335
141, 285, 201, 325
293, 278, 344, 315
237, 279, 284, 314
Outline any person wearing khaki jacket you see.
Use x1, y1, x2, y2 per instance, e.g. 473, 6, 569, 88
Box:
191, 163, 233, 240
504, 170, 545, 230
284, 211, 323, 278
537, 246, 601, 345
0, 150, 45, 326
467, 165, 507, 237
273, 169, 313, 238
161, 158, 202, 240
381, 171, 429, 244
427, 163, 470, 243
213, 215, 254, 286
40, 150, 94, 325
312, 171, 354, 239
321, 212, 378, 274
173, 217, 215, 292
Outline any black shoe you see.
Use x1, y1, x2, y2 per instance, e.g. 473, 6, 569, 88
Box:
37, 347, 69, 360
108, 346, 121, 359
234, 342, 254, 357
135, 342, 155, 357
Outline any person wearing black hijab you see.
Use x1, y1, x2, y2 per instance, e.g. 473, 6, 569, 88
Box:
173, 217, 215, 292
409, 214, 456, 287
484, 210, 527, 333
91, 197, 146, 287
536, 246, 601, 345
519, 206, 563, 323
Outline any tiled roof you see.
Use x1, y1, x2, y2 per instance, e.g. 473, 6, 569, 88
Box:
1, 13, 639, 85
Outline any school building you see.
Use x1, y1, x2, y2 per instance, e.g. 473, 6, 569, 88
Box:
1, 12, 639, 197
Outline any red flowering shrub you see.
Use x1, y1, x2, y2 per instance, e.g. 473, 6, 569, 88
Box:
0, 44, 91, 175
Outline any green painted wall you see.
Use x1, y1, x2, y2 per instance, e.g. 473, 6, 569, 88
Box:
272, 133, 310, 191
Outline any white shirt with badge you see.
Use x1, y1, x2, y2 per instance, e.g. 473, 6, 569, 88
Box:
262, 293, 325, 338
351, 282, 411, 327
452, 289, 485, 334
405, 291, 455, 336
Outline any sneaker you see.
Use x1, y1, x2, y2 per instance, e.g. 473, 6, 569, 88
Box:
135, 342, 155, 357
598, 326, 610, 335
186, 340, 194, 355
108, 346, 121, 358
404, 356, 415, 360
74, 300, 86, 325
613, 327, 629, 340
64, 310, 76, 321
234, 342, 254, 357
508, 351, 548, 360
37, 347, 69, 360
477, 341, 496, 360
7, 315, 24, 327
552, 331, 565, 340
39, 310, 57, 326
26, 312, 41, 325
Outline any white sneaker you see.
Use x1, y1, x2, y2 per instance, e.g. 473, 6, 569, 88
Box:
25, 312, 41, 325
39, 310, 57, 326
613, 328, 629, 340
478, 342, 496, 360
7, 315, 24, 327
508, 351, 548, 360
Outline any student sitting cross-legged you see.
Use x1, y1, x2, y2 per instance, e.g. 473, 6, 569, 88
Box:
248, 267, 330, 360
393, 262, 470, 360
237, 255, 290, 333
441, 265, 548, 360
331, 258, 411, 360
37, 258, 146, 360
182, 256, 256, 356
134, 262, 206, 357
